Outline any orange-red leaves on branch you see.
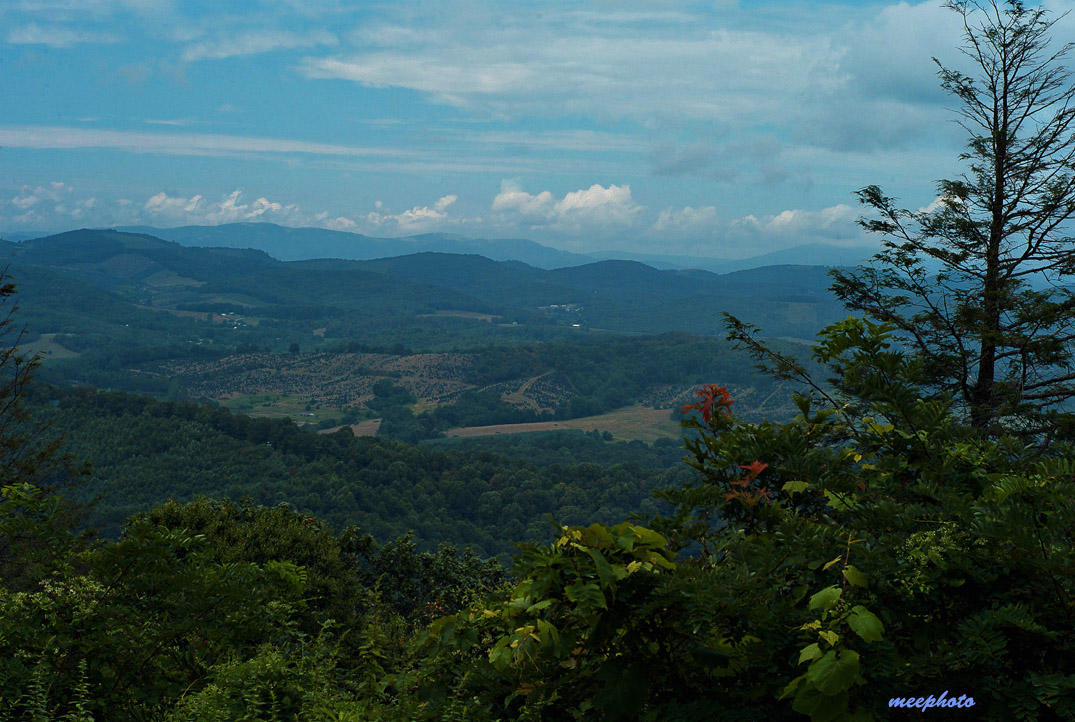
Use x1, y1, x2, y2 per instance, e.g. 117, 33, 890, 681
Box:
681, 384, 734, 423
725, 460, 772, 506
740, 460, 767, 479
725, 485, 774, 506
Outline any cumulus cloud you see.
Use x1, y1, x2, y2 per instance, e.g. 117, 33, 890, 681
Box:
724, 204, 864, 252
2, 181, 106, 229
491, 182, 555, 219
144, 191, 203, 214
365, 194, 460, 234
433, 194, 457, 212
555, 184, 641, 230
10, 181, 70, 210
644, 202, 870, 256
742, 204, 858, 235
141, 189, 301, 224
1, 182, 455, 236
324, 216, 357, 231
652, 206, 719, 235
490, 182, 641, 233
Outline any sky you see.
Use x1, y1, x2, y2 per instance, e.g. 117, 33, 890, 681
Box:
3, 0, 1073, 258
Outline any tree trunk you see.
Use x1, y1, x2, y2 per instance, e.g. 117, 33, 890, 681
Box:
971, 80, 1007, 431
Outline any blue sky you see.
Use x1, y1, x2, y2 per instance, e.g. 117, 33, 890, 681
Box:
2, 0, 1069, 257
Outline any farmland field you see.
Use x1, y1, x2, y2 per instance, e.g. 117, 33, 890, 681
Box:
444, 404, 681, 442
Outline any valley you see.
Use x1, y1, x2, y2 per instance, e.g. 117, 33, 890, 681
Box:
1, 227, 832, 442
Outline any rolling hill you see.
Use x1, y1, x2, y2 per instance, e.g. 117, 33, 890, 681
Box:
116, 222, 594, 269
0, 228, 835, 434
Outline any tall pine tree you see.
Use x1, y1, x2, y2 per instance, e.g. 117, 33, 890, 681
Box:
831, 1, 1075, 436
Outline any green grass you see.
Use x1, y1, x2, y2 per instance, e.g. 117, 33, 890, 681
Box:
219, 392, 351, 427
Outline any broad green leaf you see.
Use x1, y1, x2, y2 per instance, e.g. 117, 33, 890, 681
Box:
806, 649, 861, 695
798, 642, 822, 664
779, 674, 806, 700
646, 551, 676, 570
809, 585, 843, 611
792, 686, 850, 722
824, 490, 856, 511
565, 581, 606, 610
819, 630, 839, 647
526, 599, 553, 614
847, 606, 884, 643
632, 526, 669, 549
584, 524, 614, 547
535, 619, 560, 648
842, 565, 868, 588
586, 548, 617, 588
783, 480, 811, 494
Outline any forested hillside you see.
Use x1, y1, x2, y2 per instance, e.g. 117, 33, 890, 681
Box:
0, 229, 828, 442
30, 385, 685, 559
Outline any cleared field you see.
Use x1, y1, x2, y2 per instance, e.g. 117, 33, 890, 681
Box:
444, 404, 682, 443
318, 419, 382, 437
219, 392, 354, 426
23, 333, 80, 360
417, 310, 500, 322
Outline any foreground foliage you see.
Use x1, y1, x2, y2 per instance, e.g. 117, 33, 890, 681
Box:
407, 318, 1075, 720
0, 266, 1072, 719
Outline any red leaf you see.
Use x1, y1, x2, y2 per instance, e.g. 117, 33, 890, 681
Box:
740, 460, 768, 479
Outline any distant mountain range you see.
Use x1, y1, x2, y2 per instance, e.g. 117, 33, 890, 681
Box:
65, 222, 878, 272
0, 228, 849, 348
589, 243, 878, 273
3, 222, 877, 272
113, 223, 594, 269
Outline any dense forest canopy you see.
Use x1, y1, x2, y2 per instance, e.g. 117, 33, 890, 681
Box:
2, 2, 1075, 720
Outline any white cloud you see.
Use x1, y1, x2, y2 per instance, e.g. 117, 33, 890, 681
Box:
0, 126, 572, 175
0, 176, 878, 259
324, 216, 357, 231
490, 182, 554, 218
300, 4, 848, 125
0, 126, 415, 160
725, 204, 863, 253
364, 194, 460, 234
1, 181, 108, 229
144, 118, 194, 126
144, 191, 203, 215
12, 193, 39, 211
6, 23, 120, 46
490, 182, 641, 233
644, 202, 869, 256
10, 181, 70, 210
554, 184, 640, 227
142, 189, 300, 224
182, 29, 337, 62
652, 205, 718, 234
751, 204, 858, 235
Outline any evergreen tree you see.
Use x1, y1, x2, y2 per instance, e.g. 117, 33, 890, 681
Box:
831, 1, 1075, 436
